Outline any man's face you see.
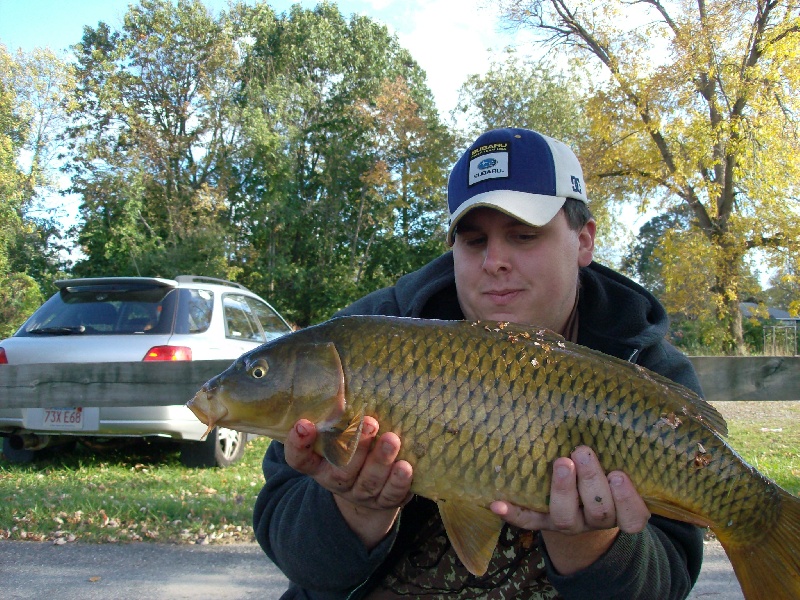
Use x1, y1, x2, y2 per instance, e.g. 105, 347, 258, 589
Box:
452, 207, 595, 333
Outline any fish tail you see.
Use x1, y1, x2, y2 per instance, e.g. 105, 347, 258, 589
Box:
719, 488, 800, 600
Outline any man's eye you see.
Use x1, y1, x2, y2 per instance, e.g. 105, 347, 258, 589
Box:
464, 236, 486, 246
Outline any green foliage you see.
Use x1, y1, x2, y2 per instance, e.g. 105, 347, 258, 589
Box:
0, 44, 70, 327
0, 273, 44, 338
669, 314, 767, 357
230, 2, 452, 325
66, 0, 239, 280
454, 52, 589, 145
622, 206, 692, 300
59, 1, 451, 323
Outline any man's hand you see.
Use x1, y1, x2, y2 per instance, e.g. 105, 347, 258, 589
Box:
284, 416, 413, 548
490, 446, 651, 575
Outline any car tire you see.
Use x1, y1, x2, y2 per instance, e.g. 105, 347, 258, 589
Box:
2, 437, 35, 464
179, 427, 246, 468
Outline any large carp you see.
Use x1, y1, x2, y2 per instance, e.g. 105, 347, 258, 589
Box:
187, 316, 800, 599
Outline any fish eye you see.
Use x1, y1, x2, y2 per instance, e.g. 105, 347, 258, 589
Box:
249, 359, 269, 379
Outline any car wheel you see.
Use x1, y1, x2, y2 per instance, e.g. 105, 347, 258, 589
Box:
179, 427, 247, 468
2, 437, 35, 464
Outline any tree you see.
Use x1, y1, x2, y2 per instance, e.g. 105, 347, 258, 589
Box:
231, 2, 452, 325
622, 205, 693, 299
454, 51, 589, 143
498, 0, 800, 353
0, 45, 28, 280
0, 44, 69, 332
355, 76, 454, 287
66, 0, 240, 278
764, 259, 800, 315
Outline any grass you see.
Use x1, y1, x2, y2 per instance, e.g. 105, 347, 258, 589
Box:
0, 436, 270, 544
723, 414, 800, 495
1, 405, 798, 544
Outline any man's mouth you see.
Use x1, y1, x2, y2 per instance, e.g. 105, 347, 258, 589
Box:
483, 289, 521, 304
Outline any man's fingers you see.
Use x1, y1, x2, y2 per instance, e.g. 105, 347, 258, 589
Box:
285, 419, 323, 475
324, 416, 380, 492
490, 500, 549, 531
377, 460, 414, 508
572, 447, 617, 530
546, 457, 584, 532
608, 471, 651, 533
349, 431, 402, 501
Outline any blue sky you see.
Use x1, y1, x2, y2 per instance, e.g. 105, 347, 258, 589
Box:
0, 0, 535, 117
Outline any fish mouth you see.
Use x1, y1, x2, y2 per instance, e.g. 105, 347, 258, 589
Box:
187, 389, 228, 439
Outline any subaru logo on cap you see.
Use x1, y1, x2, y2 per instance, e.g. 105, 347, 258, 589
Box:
478, 158, 497, 170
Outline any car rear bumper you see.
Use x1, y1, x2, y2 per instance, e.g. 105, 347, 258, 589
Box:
0, 405, 207, 441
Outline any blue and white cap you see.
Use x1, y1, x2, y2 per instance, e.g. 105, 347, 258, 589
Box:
446, 128, 588, 245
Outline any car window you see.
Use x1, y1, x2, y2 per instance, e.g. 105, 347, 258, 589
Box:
244, 296, 292, 341
223, 294, 265, 342
117, 301, 164, 333
174, 289, 213, 334
18, 284, 177, 336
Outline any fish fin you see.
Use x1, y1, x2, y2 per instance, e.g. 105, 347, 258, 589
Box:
693, 402, 728, 438
475, 320, 729, 436
200, 423, 215, 440
293, 342, 347, 424
715, 488, 800, 600
316, 412, 364, 468
436, 499, 504, 576
653, 380, 729, 437
644, 497, 712, 528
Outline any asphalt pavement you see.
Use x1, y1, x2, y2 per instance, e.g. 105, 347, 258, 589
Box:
0, 538, 744, 599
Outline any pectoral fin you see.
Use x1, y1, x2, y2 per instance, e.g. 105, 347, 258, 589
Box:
437, 499, 504, 576
316, 412, 364, 468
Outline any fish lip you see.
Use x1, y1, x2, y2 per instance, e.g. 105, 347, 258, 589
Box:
186, 397, 208, 423
187, 390, 229, 439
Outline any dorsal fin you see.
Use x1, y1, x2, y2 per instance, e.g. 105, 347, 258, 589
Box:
479, 321, 729, 437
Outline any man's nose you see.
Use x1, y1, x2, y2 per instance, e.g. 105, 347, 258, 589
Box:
482, 238, 511, 273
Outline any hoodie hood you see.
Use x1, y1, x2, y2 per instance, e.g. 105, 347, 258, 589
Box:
577, 262, 669, 360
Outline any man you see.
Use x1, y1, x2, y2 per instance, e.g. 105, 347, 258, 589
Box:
254, 127, 704, 599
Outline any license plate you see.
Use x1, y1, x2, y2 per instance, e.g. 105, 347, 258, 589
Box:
43, 408, 85, 430
23, 407, 100, 431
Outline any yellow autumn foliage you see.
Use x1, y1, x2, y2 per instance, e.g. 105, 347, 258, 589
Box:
500, 0, 800, 352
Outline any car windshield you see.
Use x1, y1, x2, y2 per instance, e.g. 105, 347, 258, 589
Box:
20, 284, 180, 336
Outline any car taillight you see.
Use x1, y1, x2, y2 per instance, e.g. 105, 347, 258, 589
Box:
0, 348, 7, 364
142, 346, 192, 361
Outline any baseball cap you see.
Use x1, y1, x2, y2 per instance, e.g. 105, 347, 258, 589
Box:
446, 127, 588, 245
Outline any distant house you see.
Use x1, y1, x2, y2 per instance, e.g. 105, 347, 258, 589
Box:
741, 302, 799, 355
740, 302, 799, 324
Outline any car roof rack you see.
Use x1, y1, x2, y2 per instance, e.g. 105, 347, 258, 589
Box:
175, 275, 248, 290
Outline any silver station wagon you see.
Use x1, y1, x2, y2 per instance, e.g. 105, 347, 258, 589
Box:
0, 275, 293, 467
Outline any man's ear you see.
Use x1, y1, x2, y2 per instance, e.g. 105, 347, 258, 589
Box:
577, 219, 596, 267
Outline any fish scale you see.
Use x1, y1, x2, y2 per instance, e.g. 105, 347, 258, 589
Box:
187, 315, 800, 599
338, 319, 693, 508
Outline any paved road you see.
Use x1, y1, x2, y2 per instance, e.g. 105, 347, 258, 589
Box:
1, 538, 743, 599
